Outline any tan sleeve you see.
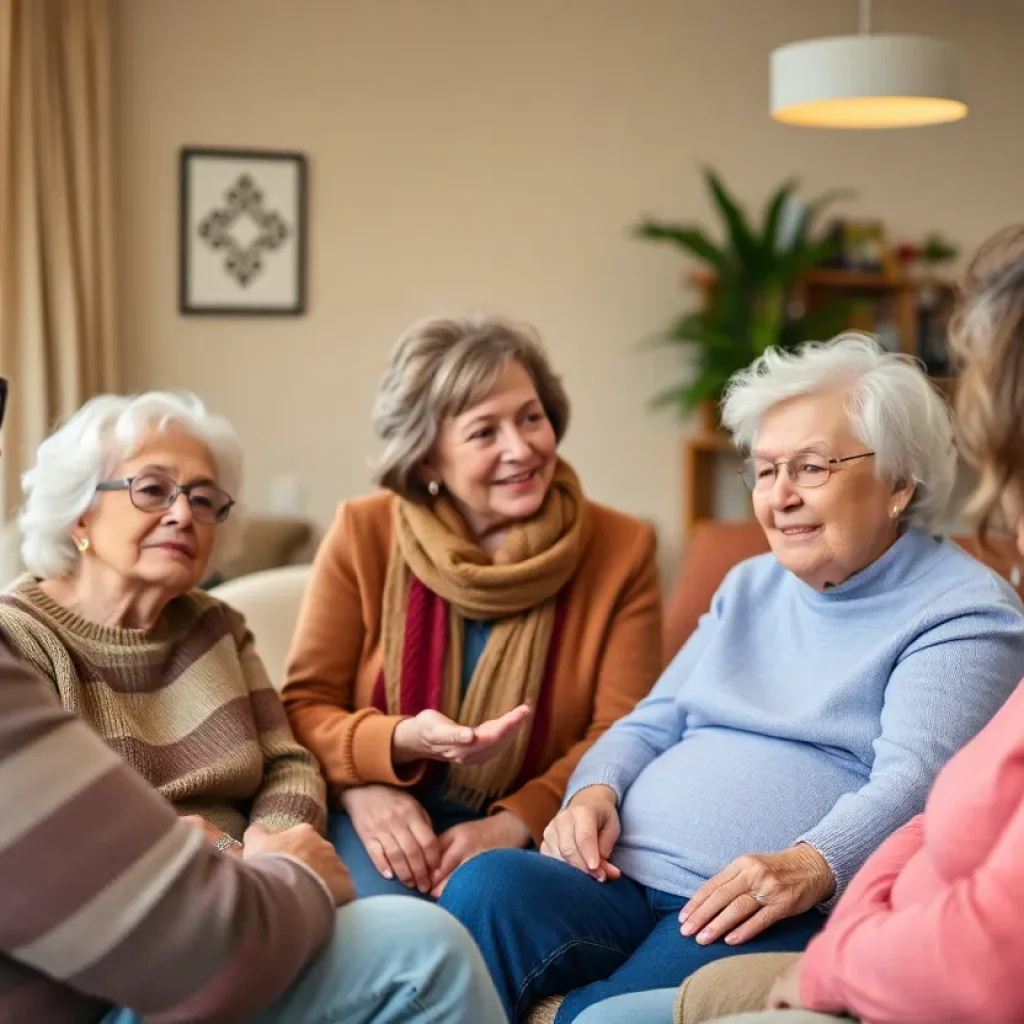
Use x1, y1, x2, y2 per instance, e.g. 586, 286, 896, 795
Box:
675, 953, 801, 1024
281, 502, 425, 792
491, 524, 663, 843
238, 629, 329, 834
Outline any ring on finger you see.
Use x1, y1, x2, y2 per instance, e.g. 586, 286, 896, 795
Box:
751, 890, 768, 905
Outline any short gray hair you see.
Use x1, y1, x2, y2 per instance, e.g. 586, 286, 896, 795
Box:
372, 313, 570, 501
19, 391, 244, 579
721, 332, 957, 530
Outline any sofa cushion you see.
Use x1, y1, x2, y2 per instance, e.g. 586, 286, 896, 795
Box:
216, 516, 317, 580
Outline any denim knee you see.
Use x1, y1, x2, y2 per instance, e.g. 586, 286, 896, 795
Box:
439, 848, 536, 917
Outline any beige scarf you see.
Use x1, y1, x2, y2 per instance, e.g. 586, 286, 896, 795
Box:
381, 460, 588, 808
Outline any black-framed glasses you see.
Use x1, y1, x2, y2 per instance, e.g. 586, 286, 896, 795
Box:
0, 377, 7, 432
739, 450, 876, 492
96, 470, 235, 524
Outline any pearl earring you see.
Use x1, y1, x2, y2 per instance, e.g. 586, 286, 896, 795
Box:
74, 535, 90, 553
891, 505, 901, 519
427, 480, 440, 497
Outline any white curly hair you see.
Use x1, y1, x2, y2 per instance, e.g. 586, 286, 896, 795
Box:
19, 391, 243, 579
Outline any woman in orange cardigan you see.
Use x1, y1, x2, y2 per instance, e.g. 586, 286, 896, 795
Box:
282, 314, 663, 900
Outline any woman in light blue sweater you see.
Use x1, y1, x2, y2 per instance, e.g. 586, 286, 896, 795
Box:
438, 333, 1024, 1024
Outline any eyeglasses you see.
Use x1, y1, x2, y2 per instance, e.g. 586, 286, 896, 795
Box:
739, 450, 876, 492
96, 470, 235, 524
0, 377, 7, 432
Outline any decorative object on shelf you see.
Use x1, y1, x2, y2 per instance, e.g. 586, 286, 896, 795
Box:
921, 233, 959, 269
634, 169, 851, 420
179, 147, 307, 316
896, 233, 960, 280
770, 0, 967, 129
830, 218, 892, 273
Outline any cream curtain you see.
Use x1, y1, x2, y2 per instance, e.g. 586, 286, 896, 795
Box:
0, 0, 119, 525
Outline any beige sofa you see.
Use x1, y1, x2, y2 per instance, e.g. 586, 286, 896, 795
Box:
209, 564, 311, 690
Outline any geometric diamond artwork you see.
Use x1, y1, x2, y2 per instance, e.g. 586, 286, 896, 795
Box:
197, 174, 290, 288
180, 147, 307, 316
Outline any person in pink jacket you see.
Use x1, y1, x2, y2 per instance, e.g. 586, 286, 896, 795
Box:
688, 225, 1024, 1024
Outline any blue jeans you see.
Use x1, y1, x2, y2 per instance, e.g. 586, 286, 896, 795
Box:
574, 988, 678, 1024
329, 785, 488, 899
99, 895, 506, 1024
439, 850, 824, 1024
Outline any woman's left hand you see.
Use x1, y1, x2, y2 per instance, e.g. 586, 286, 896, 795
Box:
766, 957, 806, 1010
429, 811, 532, 898
679, 843, 835, 947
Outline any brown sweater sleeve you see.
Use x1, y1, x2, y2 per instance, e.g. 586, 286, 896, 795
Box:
491, 523, 664, 843
237, 624, 328, 834
0, 638, 334, 1023
282, 501, 425, 791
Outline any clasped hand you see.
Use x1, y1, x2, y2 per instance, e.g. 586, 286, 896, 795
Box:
341, 785, 530, 896
539, 784, 621, 883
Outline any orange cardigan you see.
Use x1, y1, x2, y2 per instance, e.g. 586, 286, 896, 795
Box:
282, 492, 663, 843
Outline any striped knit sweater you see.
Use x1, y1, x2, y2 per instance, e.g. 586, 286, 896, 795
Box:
0, 576, 326, 842
0, 636, 336, 1024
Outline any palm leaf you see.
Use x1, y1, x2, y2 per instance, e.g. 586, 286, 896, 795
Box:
765, 234, 840, 290
633, 221, 729, 272
648, 384, 697, 411
782, 299, 857, 346
634, 170, 856, 418
788, 187, 857, 249
761, 178, 798, 255
705, 168, 761, 273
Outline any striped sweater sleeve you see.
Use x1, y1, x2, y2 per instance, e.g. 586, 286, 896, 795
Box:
0, 639, 335, 1023
235, 620, 328, 835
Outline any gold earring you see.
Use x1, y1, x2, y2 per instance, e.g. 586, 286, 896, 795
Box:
74, 535, 89, 553
427, 480, 440, 497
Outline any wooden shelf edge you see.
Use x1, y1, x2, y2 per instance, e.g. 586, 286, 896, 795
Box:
688, 268, 953, 291
685, 431, 735, 453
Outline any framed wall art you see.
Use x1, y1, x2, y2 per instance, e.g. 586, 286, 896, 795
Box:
179, 147, 307, 316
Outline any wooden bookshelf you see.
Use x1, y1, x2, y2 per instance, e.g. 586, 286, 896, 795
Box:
681, 268, 955, 539
683, 431, 746, 538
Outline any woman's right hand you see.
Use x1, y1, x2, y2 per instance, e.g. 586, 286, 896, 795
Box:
339, 784, 440, 893
392, 704, 531, 766
541, 784, 621, 882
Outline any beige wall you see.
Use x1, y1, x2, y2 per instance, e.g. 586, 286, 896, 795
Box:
115, 0, 1024, 581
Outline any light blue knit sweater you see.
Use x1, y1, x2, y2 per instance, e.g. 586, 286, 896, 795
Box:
566, 529, 1024, 900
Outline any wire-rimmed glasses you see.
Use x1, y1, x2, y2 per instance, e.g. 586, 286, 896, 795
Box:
739, 450, 875, 492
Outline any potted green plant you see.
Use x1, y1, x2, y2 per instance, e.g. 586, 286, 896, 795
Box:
636, 169, 851, 429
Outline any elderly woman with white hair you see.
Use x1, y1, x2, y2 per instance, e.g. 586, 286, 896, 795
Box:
439, 333, 1024, 1024
0, 391, 326, 850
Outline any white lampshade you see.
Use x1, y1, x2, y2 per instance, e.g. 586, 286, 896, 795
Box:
770, 34, 967, 129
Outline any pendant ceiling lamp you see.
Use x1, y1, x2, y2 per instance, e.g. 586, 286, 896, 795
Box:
770, 0, 967, 129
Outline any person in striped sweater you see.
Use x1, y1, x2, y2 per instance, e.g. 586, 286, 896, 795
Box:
0, 375, 505, 1023
2, 389, 324, 849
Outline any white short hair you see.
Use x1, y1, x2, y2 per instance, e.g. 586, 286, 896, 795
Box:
19, 391, 244, 579
720, 332, 957, 530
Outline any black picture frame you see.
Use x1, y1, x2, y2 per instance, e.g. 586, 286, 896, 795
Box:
179, 146, 308, 316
